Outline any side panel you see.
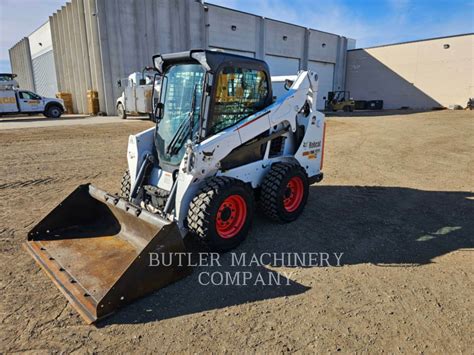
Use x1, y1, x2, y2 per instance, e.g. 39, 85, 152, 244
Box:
294, 111, 325, 179
135, 85, 153, 113
127, 127, 155, 188
0, 91, 19, 113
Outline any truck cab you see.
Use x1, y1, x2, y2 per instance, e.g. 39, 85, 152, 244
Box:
0, 88, 65, 118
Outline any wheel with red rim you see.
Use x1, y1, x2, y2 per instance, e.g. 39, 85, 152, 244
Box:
187, 177, 254, 252
283, 176, 304, 212
215, 194, 247, 239
260, 162, 309, 222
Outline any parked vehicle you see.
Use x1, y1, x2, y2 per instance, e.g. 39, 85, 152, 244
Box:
116, 67, 160, 119
0, 88, 65, 118
324, 91, 355, 112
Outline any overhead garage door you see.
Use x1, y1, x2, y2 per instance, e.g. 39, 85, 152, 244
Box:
265, 55, 300, 99
32, 50, 58, 98
308, 61, 334, 109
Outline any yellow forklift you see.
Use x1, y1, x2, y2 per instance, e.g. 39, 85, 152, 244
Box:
325, 91, 355, 112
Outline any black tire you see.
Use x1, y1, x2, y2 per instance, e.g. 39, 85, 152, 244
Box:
120, 169, 131, 199
117, 103, 127, 119
187, 176, 254, 252
44, 105, 62, 118
343, 105, 351, 112
260, 162, 309, 223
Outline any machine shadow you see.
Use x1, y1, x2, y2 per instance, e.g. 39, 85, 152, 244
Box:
325, 109, 435, 117
100, 185, 473, 326
248, 185, 474, 266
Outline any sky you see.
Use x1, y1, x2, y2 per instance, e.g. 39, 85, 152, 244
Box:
0, 0, 473, 72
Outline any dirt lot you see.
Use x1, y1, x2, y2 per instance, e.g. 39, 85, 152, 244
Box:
1, 110, 473, 353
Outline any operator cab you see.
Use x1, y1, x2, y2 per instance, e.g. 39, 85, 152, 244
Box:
152, 49, 273, 171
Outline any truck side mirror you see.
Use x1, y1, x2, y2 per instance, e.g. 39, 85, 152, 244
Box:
139, 79, 146, 86
117, 80, 122, 88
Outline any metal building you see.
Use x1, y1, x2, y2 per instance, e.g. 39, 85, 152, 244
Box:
9, 22, 58, 97
346, 33, 474, 109
9, 0, 354, 115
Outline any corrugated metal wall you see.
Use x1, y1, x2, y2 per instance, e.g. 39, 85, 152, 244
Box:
45, 0, 351, 114
32, 51, 58, 98
8, 38, 35, 91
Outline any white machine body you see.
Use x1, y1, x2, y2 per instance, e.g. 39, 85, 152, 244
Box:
126, 70, 325, 234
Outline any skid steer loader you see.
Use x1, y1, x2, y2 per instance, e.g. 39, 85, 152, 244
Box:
24, 50, 326, 324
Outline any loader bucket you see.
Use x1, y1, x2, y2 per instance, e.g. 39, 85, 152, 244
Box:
24, 184, 190, 324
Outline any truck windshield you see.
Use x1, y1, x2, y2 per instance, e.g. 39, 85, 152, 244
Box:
155, 63, 205, 167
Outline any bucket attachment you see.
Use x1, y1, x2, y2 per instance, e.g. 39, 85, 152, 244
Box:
24, 184, 190, 324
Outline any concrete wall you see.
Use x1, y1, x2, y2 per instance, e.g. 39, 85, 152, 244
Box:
8, 38, 35, 91
206, 4, 351, 109
25, 0, 351, 114
95, 0, 205, 115
346, 34, 474, 109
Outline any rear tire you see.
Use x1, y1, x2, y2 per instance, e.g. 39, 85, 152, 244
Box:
120, 169, 131, 199
260, 162, 309, 223
117, 103, 127, 119
187, 176, 254, 252
45, 105, 62, 118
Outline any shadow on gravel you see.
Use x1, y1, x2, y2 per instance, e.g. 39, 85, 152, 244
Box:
0, 115, 89, 123
324, 109, 435, 117
100, 185, 474, 326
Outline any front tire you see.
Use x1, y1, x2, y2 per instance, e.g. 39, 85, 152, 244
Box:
117, 103, 127, 119
187, 177, 254, 252
44, 105, 62, 118
260, 162, 309, 223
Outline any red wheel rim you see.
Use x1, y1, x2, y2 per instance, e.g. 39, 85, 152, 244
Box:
215, 195, 247, 239
284, 176, 304, 212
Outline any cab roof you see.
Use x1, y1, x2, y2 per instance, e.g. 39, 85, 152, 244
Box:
153, 49, 271, 76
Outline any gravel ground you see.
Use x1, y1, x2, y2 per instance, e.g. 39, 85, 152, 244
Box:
0, 110, 473, 353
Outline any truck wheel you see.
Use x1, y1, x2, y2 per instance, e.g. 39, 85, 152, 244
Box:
260, 162, 309, 223
45, 105, 62, 118
120, 169, 131, 199
117, 103, 127, 119
187, 176, 254, 252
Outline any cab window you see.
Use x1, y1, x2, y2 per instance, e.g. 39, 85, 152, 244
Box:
19, 91, 41, 100
208, 67, 269, 135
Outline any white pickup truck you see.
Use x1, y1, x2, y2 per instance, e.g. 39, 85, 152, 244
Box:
116, 68, 160, 120
0, 88, 65, 118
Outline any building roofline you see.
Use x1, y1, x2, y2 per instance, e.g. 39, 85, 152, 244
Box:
349, 33, 474, 51
204, 1, 352, 40
26, 19, 50, 38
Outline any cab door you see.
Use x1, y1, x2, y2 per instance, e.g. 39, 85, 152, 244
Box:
18, 91, 44, 113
